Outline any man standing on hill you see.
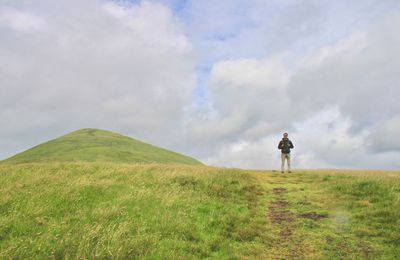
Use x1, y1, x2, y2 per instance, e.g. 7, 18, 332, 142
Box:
278, 132, 294, 173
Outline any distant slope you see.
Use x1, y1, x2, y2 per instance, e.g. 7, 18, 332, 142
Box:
3, 128, 202, 165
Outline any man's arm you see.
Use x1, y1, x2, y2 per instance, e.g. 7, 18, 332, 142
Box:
289, 141, 294, 149
278, 141, 283, 149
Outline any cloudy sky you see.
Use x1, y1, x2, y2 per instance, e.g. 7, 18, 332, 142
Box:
1, 0, 399, 170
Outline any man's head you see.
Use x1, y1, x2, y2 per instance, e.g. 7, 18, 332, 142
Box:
283, 132, 288, 139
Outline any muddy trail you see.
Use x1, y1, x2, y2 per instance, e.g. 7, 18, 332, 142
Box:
268, 188, 294, 225
264, 175, 328, 259
242, 170, 400, 259
268, 186, 301, 258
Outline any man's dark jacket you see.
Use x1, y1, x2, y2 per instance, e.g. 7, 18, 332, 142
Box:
278, 138, 294, 154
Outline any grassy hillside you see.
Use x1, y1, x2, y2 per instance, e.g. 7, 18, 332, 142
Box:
2, 128, 202, 165
0, 163, 399, 259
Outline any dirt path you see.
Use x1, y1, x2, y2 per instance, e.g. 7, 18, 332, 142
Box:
245, 169, 400, 259
249, 171, 329, 259
268, 185, 304, 259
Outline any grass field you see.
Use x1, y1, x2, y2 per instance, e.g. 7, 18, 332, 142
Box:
0, 163, 399, 259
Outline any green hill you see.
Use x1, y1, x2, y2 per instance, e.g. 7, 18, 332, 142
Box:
3, 128, 202, 165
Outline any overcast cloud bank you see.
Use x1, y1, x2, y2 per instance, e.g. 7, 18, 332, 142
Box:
1, 0, 399, 169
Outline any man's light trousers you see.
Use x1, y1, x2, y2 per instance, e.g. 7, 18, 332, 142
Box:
281, 153, 291, 172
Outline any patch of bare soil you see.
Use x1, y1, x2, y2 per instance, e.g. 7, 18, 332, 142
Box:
268, 188, 295, 225
272, 187, 287, 194
268, 186, 307, 259
268, 209, 295, 224
298, 212, 328, 220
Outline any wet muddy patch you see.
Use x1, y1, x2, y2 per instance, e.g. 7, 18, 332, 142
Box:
268, 209, 295, 224
298, 212, 328, 220
268, 188, 294, 224
267, 186, 305, 258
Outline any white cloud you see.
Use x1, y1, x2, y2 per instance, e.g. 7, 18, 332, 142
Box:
103, 1, 190, 51
210, 56, 290, 91
292, 107, 369, 169
368, 116, 400, 153
204, 106, 400, 170
0, 7, 45, 32
189, 55, 290, 141
0, 0, 195, 158
189, 9, 400, 170
1, 0, 399, 170
288, 12, 400, 130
